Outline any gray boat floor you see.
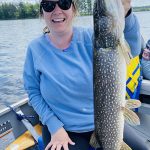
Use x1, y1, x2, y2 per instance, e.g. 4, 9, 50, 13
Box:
131, 105, 150, 149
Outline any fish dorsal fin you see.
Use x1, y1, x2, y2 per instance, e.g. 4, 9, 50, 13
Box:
122, 107, 140, 126
125, 99, 141, 109
121, 141, 132, 150
90, 132, 101, 149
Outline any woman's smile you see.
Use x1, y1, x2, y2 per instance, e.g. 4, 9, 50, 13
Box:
51, 18, 66, 23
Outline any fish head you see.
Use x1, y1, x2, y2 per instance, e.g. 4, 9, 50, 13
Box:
93, 0, 125, 38
104, 0, 125, 38
93, 0, 126, 49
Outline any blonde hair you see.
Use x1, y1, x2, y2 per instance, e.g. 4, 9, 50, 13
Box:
72, 0, 79, 16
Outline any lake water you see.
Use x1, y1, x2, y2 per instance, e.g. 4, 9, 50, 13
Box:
132, 0, 150, 7
0, 11, 150, 108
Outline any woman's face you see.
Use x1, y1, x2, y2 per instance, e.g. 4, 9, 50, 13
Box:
42, 0, 75, 35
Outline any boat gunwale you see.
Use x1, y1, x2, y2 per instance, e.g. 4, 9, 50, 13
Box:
0, 98, 28, 116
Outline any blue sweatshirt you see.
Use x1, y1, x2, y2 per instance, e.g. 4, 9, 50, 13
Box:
23, 13, 141, 135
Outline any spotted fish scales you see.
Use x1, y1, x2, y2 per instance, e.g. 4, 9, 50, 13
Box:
90, 0, 140, 150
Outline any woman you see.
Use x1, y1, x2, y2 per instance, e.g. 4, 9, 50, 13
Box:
23, 0, 148, 150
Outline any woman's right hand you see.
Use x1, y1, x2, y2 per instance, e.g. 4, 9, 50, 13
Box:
45, 127, 75, 150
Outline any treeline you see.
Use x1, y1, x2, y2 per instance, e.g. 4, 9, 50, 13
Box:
1, 2, 150, 20
0, 2, 40, 20
77, 0, 93, 16
0, 0, 93, 20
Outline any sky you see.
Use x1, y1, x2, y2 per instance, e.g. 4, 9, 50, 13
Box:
0, 0, 150, 7
0, 0, 39, 3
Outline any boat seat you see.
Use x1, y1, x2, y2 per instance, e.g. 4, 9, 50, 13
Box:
140, 79, 150, 95
6, 124, 42, 150
139, 79, 150, 105
131, 112, 150, 148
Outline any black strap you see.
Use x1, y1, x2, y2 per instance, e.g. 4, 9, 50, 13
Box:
6, 105, 35, 121
125, 8, 132, 18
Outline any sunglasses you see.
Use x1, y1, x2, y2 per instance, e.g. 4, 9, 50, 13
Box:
40, 0, 73, 12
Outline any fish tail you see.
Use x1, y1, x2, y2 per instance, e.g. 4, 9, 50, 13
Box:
121, 141, 132, 150
90, 132, 101, 149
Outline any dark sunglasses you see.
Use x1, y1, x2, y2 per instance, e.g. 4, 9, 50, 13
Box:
40, 0, 73, 12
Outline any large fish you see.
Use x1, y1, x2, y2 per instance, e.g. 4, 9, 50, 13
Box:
90, 0, 141, 150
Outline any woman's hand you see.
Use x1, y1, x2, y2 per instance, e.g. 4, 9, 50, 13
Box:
45, 127, 75, 150
122, 0, 132, 16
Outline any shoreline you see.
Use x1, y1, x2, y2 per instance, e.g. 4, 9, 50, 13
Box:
133, 6, 150, 12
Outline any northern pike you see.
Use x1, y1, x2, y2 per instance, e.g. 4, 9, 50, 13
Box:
90, 0, 141, 150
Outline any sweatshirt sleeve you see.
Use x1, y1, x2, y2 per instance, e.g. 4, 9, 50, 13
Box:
124, 12, 141, 57
23, 46, 64, 135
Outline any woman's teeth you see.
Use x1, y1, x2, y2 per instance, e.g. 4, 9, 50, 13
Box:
52, 18, 65, 23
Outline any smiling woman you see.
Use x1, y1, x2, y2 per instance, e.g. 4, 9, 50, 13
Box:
23, 0, 149, 150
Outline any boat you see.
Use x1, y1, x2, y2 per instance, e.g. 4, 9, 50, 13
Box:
0, 98, 41, 150
0, 79, 150, 150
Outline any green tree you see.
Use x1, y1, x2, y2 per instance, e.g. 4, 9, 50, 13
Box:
0, 5, 4, 19
17, 2, 40, 19
18, 2, 27, 19
77, 0, 92, 15
1, 3, 17, 19
87, 0, 92, 15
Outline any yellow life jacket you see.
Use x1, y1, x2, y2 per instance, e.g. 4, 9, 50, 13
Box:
126, 56, 142, 99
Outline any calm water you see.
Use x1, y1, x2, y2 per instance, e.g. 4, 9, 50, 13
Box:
0, 12, 150, 108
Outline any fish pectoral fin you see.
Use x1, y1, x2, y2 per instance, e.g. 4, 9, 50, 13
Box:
125, 99, 141, 109
90, 132, 101, 149
121, 141, 132, 150
123, 51, 132, 65
118, 40, 132, 65
122, 107, 140, 126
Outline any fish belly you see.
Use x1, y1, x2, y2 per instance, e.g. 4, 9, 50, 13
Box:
94, 48, 126, 150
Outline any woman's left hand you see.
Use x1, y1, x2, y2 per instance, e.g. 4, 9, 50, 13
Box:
45, 127, 75, 150
122, 0, 132, 16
